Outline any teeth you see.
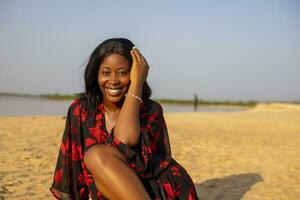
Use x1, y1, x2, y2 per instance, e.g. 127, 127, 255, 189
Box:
107, 88, 121, 95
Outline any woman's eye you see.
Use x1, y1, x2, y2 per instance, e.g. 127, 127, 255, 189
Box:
118, 71, 127, 76
102, 71, 110, 75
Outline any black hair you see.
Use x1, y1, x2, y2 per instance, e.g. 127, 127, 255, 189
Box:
77, 38, 152, 111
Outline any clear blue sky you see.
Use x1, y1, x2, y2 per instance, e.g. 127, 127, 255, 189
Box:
0, 0, 299, 101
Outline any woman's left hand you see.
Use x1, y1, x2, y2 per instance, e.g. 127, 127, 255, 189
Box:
130, 47, 149, 86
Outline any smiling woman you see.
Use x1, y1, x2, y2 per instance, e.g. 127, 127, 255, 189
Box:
50, 38, 198, 200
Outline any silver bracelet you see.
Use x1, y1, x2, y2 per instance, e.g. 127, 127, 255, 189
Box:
125, 93, 143, 103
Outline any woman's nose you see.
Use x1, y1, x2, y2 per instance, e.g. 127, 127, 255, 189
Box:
110, 73, 119, 83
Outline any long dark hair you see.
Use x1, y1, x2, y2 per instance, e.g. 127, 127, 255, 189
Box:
78, 38, 152, 111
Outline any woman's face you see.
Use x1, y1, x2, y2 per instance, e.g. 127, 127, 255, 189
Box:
98, 53, 131, 104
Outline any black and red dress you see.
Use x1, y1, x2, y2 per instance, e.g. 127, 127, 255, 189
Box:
50, 98, 198, 200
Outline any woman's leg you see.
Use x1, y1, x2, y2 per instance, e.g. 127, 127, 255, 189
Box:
84, 145, 151, 200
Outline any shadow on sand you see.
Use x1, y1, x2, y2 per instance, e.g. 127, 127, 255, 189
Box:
195, 173, 263, 200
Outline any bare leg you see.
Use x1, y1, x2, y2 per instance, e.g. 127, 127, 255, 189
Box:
84, 145, 151, 200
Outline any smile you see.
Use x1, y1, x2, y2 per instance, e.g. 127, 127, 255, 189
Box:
106, 88, 122, 96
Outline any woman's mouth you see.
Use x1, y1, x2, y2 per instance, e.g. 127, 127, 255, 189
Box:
106, 87, 123, 96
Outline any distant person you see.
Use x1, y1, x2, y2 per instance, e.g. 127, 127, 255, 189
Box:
194, 94, 198, 112
50, 38, 198, 199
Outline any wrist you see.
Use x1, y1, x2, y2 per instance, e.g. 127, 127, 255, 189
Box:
130, 80, 143, 88
125, 93, 143, 103
128, 82, 143, 97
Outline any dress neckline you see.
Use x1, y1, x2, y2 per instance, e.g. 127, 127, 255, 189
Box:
97, 102, 114, 135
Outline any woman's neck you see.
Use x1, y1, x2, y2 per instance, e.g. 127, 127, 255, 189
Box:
103, 99, 123, 113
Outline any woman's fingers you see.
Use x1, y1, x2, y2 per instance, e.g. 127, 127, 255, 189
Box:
132, 46, 149, 70
132, 47, 143, 63
132, 47, 149, 69
130, 49, 138, 63
130, 46, 149, 84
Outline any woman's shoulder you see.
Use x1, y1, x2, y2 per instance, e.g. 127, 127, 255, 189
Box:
66, 97, 86, 117
142, 99, 164, 113
70, 97, 81, 106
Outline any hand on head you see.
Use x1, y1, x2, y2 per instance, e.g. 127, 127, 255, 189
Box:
130, 47, 149, 86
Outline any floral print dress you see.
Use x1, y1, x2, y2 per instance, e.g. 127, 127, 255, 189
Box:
50, 98, 198, 200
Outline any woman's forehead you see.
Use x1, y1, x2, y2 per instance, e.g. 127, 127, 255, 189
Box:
100, 53, 129, 67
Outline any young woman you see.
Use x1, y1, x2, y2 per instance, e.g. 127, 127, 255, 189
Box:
50, 38, 198, 200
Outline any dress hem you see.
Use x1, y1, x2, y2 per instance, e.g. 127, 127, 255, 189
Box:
50, 187, 71, 200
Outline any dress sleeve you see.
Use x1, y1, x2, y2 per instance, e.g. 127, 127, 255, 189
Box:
111, 101, 172, 179
50, 105, 89, 200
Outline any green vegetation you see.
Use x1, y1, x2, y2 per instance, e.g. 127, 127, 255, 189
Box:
0, 92, 77, 100
40, 93, 76, 100
155, 98, 258, 107
1, 92, 299, 107
0, 92, 38, 98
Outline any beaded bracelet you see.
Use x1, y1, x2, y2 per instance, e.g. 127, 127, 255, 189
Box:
125, 93, 143, 103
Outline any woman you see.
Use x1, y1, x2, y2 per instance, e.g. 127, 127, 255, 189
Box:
50, 38, 198, 200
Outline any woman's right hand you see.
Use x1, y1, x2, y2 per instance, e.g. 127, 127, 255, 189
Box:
130, 47, 149, 86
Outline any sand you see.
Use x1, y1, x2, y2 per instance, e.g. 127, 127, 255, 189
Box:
0, 103, 300, 200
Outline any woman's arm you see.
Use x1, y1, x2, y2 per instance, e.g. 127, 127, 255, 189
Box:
113, 47, 148, 147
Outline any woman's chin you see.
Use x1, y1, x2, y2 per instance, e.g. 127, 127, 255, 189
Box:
104, 94, 125, 104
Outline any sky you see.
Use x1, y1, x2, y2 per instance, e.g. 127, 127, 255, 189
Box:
0, 0, 299, 101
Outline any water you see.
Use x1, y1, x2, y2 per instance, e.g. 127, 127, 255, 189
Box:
0, 96, 72, 116
0, 96, 247, 116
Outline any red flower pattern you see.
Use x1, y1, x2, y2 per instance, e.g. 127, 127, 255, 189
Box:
85, 138, 96, 147
54, 169, 63, 184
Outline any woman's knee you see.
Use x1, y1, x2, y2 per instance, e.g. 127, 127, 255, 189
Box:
84, 145, 126, 171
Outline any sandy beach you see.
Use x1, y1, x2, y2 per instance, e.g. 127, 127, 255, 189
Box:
0, 103, 299, 200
